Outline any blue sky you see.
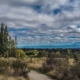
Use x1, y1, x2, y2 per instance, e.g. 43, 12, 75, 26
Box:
0, 0, 80, 48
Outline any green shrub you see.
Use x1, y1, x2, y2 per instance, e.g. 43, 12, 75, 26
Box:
15, 49, 26, 59
56, 51, 61, 56
26, 50, 39, 57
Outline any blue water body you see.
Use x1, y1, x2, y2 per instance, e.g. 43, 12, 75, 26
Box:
19, 42, 80, 49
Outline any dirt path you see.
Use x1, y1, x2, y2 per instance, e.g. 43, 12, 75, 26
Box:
27, 70, 55, 80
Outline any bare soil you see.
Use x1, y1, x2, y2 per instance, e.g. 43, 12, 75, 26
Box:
27, 70, 54, 80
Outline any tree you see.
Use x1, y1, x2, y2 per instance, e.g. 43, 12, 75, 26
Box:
0, 23, 5, 55
0, 23, 15, 57
4, 26, 8, 51
8, 36, 15, 57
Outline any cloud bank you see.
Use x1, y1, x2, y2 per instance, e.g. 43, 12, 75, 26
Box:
0, 0, 80, 47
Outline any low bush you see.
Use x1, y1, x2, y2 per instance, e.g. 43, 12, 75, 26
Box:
12, 60, 27, 76
42, 52, 80, 80
0, 59, 10, 74
0, 59, 29, 79
15, 49, 26, 59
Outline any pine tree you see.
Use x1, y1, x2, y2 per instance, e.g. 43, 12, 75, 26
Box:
0, 23, 9, 55
4, 26, 9, 52
0, 23, 5, 55
0, 23, 16, 56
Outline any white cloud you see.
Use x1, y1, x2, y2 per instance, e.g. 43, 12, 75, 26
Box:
0, 0, 80, 46
69, 25, 77, 29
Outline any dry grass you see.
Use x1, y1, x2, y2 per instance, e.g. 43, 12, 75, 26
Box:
27, 57, 46, 69
45, 58, 75, 78
0, 57, 30, 80
0, 57, 75, 80
0, 75, 27, 80
68, 58, 74, 65
26, 57, 75, 71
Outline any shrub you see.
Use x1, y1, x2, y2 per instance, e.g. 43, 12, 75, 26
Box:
15, 49, 26, 59
26, 50, 39, 57
42, 52, 63, 72
38, 50, 48, 57
56, 51, 61, 56
0, 59, 29, 78
0, 59, 10, 75
12, 60, 27, 76
33, 50, 39, 57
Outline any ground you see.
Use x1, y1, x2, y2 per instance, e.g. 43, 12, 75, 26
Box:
27, 70, 54, 80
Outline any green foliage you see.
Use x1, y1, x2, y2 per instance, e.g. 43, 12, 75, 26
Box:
67, 49, 72, 56
15, 49, 26, 59
26, 50, 39, 57
0, 23, 9, 55
33, 50, 39, 56
0, 23, 15, 56
56, 51, 61, 55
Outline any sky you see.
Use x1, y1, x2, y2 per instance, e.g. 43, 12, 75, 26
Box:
0, 0, 80, 48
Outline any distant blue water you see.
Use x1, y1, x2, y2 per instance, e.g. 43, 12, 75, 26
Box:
19, 42, 80, 49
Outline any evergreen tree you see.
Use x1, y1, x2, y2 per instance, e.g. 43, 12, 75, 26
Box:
0, 23, 9, 55
0, 23, 16, 56
8, 36, 15, 57
0, 23, 5, 55
4, 26, 9, 52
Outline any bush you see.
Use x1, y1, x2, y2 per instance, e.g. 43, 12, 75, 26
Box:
0, 59, 10, 74
26, 50, 39, 57
56, 51, 61, 56
38, 50, 48, 57
15, 49, 26, 59
43, 52, 80, 80
0, 59, 29, 78
33, 50, 39, 57
12, 60, 27, 76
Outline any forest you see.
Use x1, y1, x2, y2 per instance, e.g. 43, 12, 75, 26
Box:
0, 23, 80, 80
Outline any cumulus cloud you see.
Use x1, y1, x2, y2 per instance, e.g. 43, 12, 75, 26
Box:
0, 0, 80, 47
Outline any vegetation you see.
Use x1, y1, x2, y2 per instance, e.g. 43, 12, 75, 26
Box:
15, 49, 26, 59
0, 23, 15, 57
26, 50, 39, 57
1, 23, 80, 80
0, 58, 29, 80
0, 23, 29, 80
0, 23, 8, 55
